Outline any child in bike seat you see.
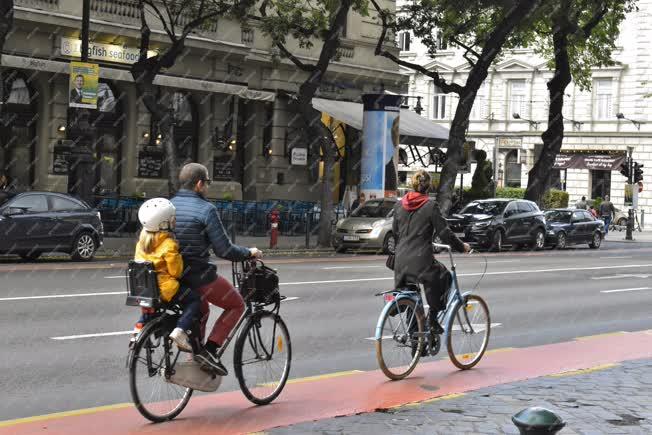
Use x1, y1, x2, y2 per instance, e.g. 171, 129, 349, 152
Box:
132, 198, 200, 352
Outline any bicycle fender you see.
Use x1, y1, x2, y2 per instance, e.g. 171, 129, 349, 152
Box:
374, 293, 420, 341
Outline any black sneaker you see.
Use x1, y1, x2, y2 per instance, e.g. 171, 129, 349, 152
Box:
194, 348, 228, 376
429, 317, 444, 335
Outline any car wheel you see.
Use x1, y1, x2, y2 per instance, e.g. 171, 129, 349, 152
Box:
383, 233, 396, 255
555, 232, 567, 250
617, 217, 628, 227
589, 231, 602, 249
532, 229, 545, 251
71, 232, 97, 261
19, 252, 41, 261
489, 230, 503, 252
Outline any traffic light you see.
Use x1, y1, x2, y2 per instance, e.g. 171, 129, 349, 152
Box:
634, 162, 644, 182
619, 160, 631, 179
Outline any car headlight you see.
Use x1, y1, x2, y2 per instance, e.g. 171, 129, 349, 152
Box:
547, 230, 555, 235
473, 220, 491, 228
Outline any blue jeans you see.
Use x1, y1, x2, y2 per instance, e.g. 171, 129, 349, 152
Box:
602, 216, 612, 235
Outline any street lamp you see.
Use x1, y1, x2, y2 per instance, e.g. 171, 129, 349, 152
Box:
512, 113, 539, 130
401, 95, 423, 115
616, 112, 645, 130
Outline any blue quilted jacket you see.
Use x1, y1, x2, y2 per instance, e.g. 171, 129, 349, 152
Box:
171, 189, 250, 287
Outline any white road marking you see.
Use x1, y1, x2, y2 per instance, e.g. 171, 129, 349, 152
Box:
592, 274, 651, 280
599, 256, 633, 259
0, 291, 124, 301
600, 287, 652, 294
104, 275, 126, 279
51, 331, 133, 340
283, 297, 300, 301
322, 265, 384, 270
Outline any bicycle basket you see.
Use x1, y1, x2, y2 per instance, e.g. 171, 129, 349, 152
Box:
125, 260, 161, 309
240, 263, 280, 305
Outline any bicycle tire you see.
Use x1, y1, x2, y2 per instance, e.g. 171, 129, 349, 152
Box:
234, 312, 292, 405
376, 298, 425, 380
446, 294, 490, 370
128, 320, 193, 422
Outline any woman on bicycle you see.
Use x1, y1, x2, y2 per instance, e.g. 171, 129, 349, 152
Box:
392, 170, 470, 334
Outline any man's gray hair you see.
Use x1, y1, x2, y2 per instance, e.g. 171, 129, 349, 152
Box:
179, 163, 209, 190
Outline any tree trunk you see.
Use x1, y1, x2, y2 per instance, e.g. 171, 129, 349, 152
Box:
525, 3, 572, 204
0, 1, 14, 173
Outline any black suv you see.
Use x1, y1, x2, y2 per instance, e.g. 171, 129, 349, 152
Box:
447, 199, 547, 252
0, 192, 103, 261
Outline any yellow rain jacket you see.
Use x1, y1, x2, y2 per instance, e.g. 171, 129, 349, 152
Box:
134, 232, 183, 303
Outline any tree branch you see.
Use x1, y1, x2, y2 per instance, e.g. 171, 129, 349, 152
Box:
144, 0, 176, 40
370, 0, 463, 94
449, 36, 478, 67
580, 2, 609, 38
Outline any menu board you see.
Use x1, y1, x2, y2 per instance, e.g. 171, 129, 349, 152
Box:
138, 150, 164, 178
213, 155, 234, 182
53, 145, 71, 175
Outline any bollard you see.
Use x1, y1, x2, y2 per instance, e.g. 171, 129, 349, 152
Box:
229, 209, 236, 243
641, 209, 645, 230
512, 407, 565, 435
269, 209, 280, 249
305, 212, 310, 249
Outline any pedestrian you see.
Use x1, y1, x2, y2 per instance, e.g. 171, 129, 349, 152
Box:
131, 198, 200, 353
589, 205, 599, 219
575, 196, 588, 210
600, 195, 616, 235
350, 192, 365, 212
391, 169, 471, 335
171, 163, 262, 376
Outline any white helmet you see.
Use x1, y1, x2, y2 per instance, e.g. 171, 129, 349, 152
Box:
138, 198, 176, 232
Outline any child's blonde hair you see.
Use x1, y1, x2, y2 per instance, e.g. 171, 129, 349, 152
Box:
138, 229, 157, 254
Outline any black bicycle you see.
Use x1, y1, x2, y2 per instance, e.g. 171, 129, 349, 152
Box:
126, 259, 292, 422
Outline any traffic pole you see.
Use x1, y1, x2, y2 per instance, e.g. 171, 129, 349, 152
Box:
626, 151, 634, 240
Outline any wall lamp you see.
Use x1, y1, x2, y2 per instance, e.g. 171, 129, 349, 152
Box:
57, 125, 66, 132
616, 112, 645, 130
512, 113, 539, 130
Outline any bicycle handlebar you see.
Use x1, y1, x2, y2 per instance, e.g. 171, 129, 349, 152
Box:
432, 242, 451, 251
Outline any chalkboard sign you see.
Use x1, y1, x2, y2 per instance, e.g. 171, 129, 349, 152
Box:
53, 145, 71, 175
138, 150, 164, 178
213, 155, 234, 182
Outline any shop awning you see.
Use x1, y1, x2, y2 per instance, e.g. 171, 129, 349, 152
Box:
312, 97, 449, 146
2, 54, 275, 101
553, 153, 626, 171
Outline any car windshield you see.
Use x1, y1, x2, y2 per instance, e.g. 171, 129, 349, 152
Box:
351, 201, 393, 218
461, 201, 507, 216
545, 210, 572, 223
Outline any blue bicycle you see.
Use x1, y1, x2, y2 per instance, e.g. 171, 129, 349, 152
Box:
374, 243, 491, 380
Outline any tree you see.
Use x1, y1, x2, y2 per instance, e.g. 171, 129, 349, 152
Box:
372, 0, 542, 214
257, 0, 368, 247
524, 0, 635, 203
132, 0, 252, 194
0, 1, 13, 176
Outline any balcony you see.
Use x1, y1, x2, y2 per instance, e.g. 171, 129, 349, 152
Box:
15, 0, 59, 11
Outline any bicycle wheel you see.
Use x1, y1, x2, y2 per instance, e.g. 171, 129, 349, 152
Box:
375, 298, 425, 380
446, 294, 490, 370
128, 321, 192, 422
234, 312, 291, 405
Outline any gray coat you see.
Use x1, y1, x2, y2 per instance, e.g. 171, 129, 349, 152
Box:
392, 198, 465, 288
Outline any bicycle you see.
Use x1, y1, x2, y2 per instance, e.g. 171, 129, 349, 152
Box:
126, 258, 292, 422
374, 243, 491, 380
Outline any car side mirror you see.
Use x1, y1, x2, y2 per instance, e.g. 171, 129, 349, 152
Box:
4, 207, 27, 216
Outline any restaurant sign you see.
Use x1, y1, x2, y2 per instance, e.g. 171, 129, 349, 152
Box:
60, 37, 157, 65
553, 153, 626, 171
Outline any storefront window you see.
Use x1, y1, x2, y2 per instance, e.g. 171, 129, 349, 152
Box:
590, 170, 611, 199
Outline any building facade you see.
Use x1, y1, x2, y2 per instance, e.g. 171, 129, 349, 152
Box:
2, 0, 405, 202
397, 0, 652, 212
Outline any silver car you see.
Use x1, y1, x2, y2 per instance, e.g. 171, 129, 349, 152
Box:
332, 198, 397, 254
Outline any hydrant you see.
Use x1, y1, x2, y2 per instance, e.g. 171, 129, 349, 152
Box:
269, 209, 280, 249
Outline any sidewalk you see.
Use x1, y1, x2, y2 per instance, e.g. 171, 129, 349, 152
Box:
271, 358, 652, 434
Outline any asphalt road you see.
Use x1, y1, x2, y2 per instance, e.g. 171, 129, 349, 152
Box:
2, 239, 652, 421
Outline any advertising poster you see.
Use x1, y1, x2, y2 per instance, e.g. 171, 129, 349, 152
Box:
361, 94, 401, 199
69, 61, 99, 109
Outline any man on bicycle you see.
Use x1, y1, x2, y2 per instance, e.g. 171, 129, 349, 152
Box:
392, 170, 470, 334
171, 163, 262, 375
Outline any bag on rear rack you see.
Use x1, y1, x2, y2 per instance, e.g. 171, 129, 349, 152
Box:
125, 260, 161, 309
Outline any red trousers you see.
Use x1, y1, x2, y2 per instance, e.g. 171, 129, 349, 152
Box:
197, 275, 245, 346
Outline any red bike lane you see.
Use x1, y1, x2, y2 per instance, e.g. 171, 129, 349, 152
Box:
3, 330, 652, 435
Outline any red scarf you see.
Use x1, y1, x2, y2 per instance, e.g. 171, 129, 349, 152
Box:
401, 192, 429, 211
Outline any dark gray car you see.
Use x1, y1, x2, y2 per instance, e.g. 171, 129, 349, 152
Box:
0, 192, 104, 261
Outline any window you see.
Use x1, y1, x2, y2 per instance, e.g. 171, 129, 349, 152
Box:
9, 194, 47, 212
50, 196, 84, 212
572, 211, 590, 222
509, 79, 527, 117
398, 32, 411, 51
517, 202, 531, 214
432, 87, 447, 120
590, 170, 611, 199
504, 202, 518, 217
594, 78, 612, 120
471, 83, 488, 119
505, 149, 522, 188
436, 31, 447, 50
582, 211, 595, 221
6, 77, 30, 105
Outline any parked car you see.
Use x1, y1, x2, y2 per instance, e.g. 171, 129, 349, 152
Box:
545, 209, 604, 249
446, 199, 547, 252
332, 198, 397, 254
0, 192, 103, 261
